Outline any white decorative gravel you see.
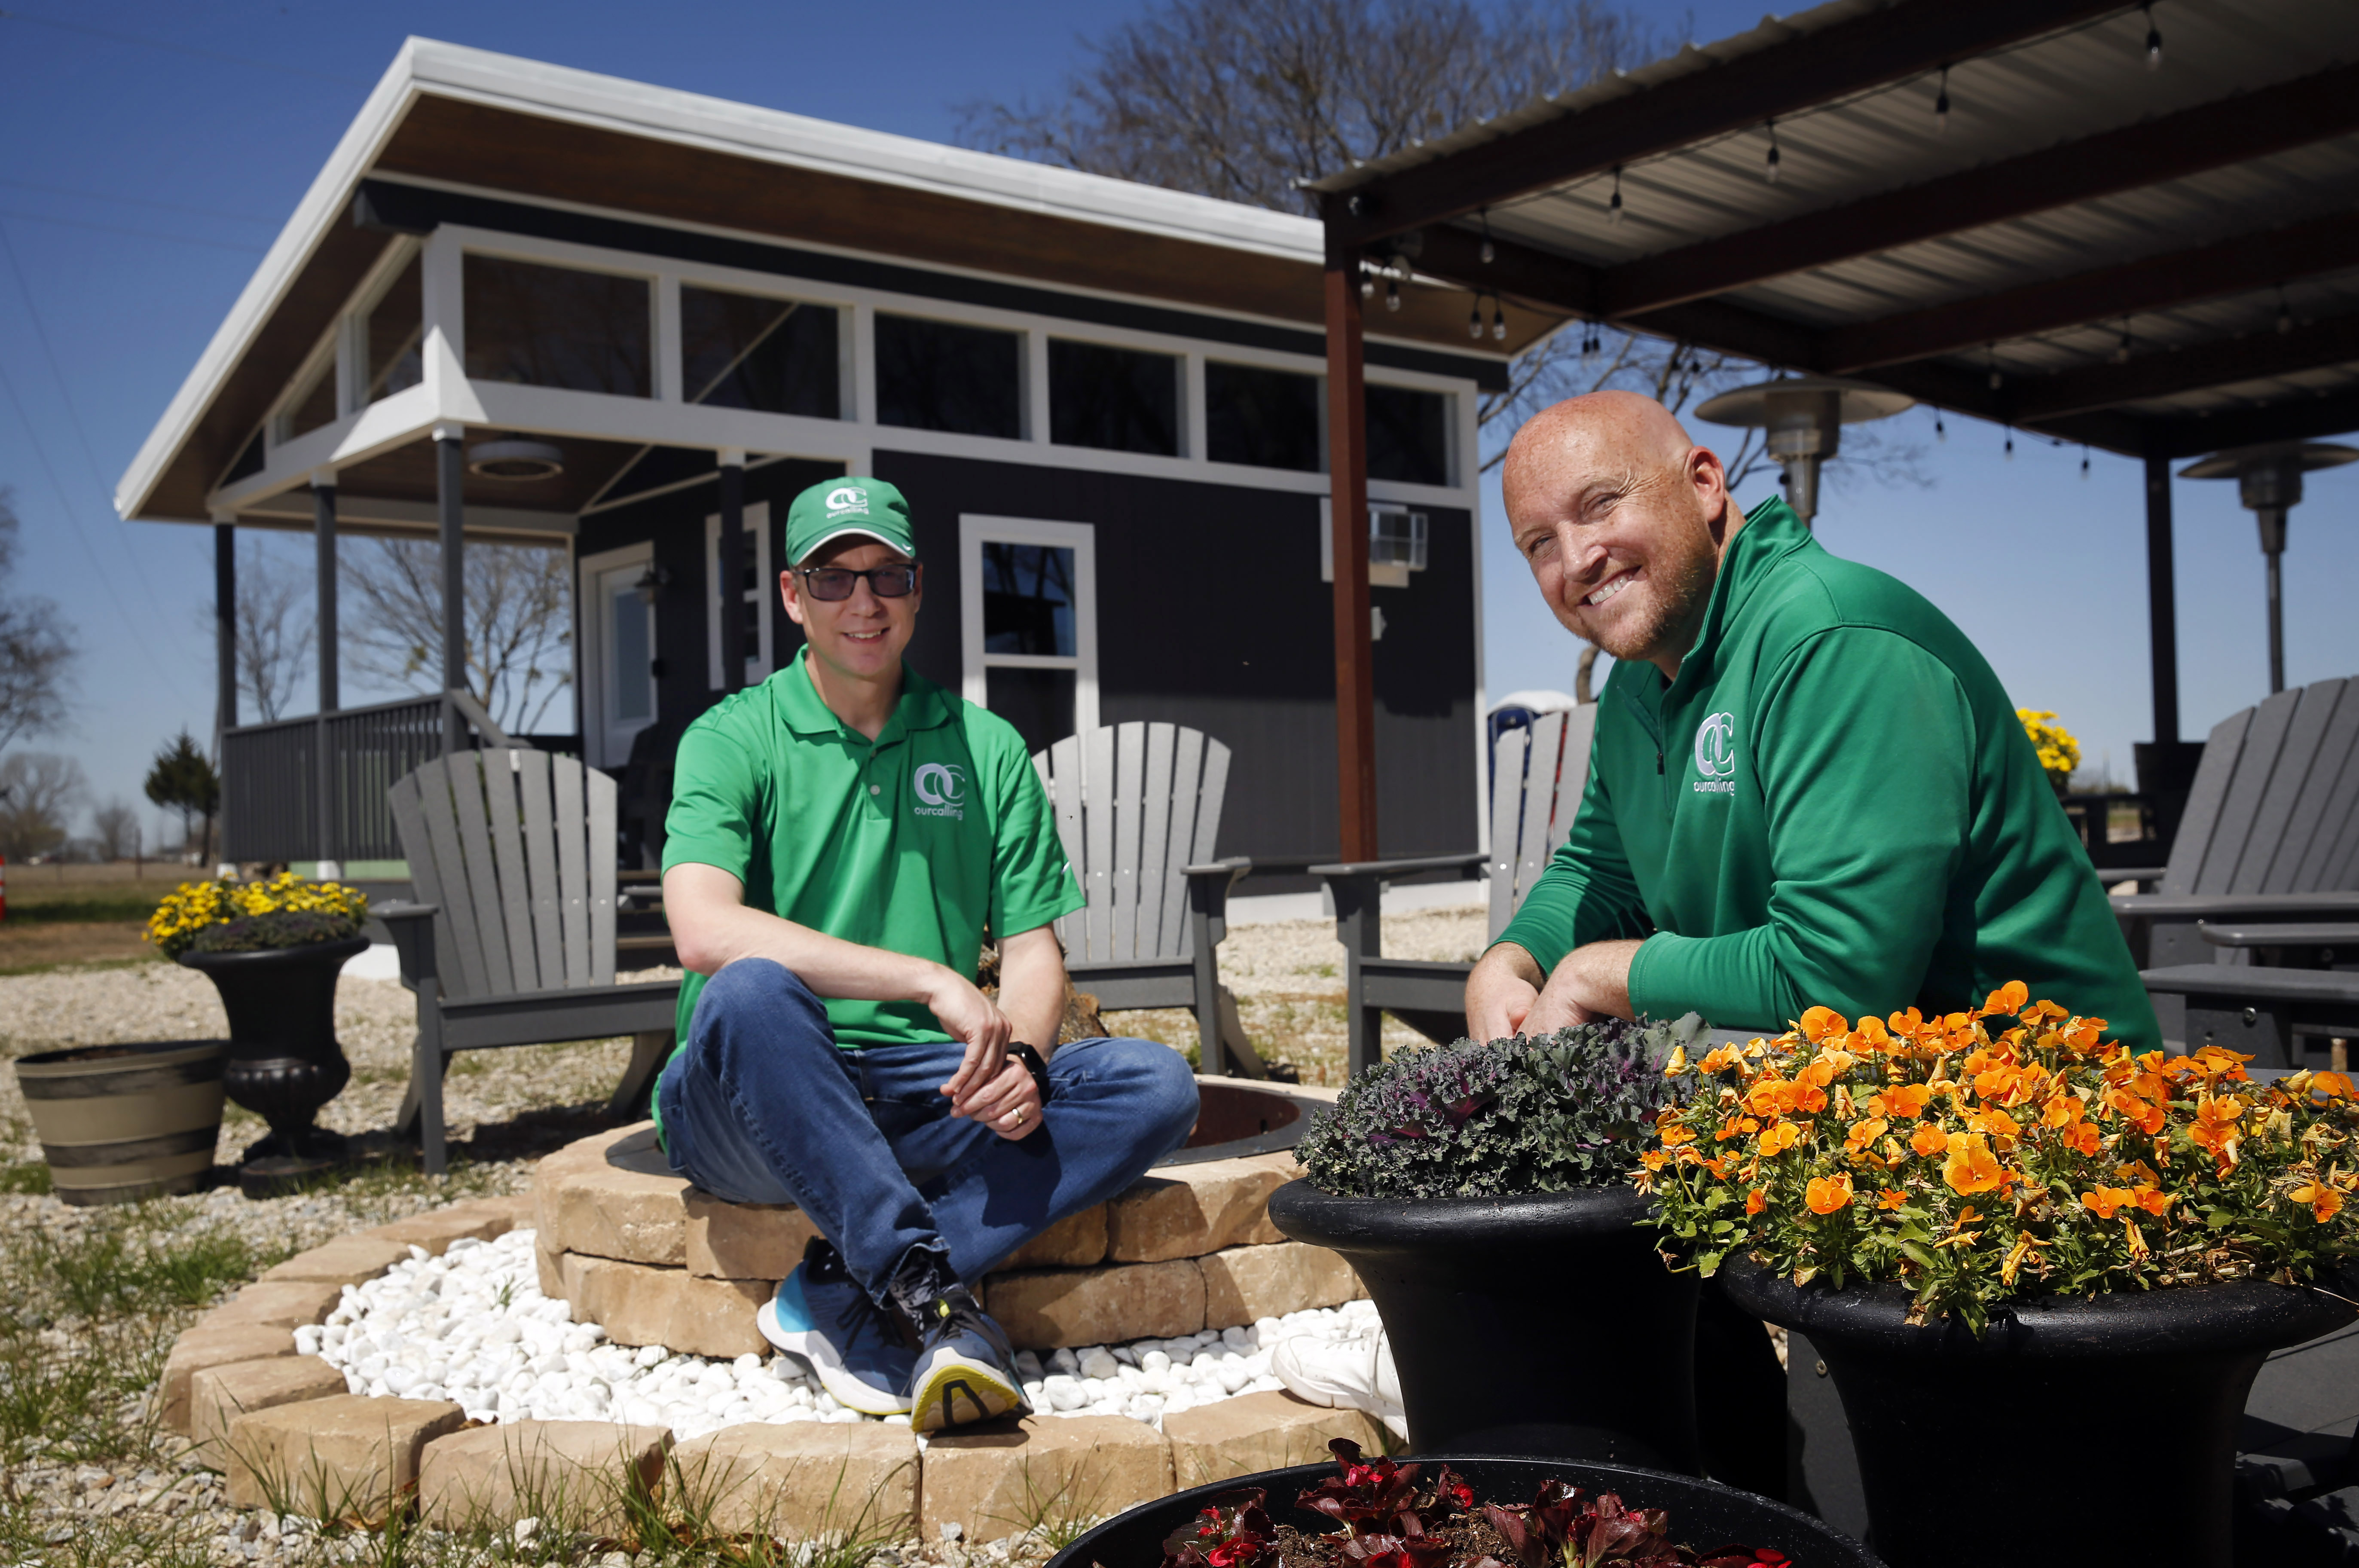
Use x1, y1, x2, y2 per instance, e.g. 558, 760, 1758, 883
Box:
309, 1227, 1382, 1438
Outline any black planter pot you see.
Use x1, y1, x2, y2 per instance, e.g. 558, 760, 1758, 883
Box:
1266, 1181, 1701, 1470
1719, 1255, 2354, 1568
1045, 1455, 1884, 1568
178, 935, 367, 1192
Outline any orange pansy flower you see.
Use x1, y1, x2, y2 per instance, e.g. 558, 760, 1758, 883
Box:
1870, 1084, 1934, 1119
2289, 1178, 2345, 1223
1983, 980, 2030, 1015
2041, 1094, 2087, 1129
1757, 1121, 1802, 1157
1744, 1189, 1766, 1216
2132, 1185, 2171, 1218
2059, 1120, 2103, 1156
1800, 1006, 1848, 1042
1843, 1118, 1890, 1156
1942, 1132, 2004, 1195
2189, 1095, 2245, 1171
1876, 1187, 1908, 1210
1639, 1149, 1669, 1172
2314, 1073, 2357, 1101
1969, 1107, 2022, 1141
2081, 1186, 2134, 1220
1806, 1174, 1855, 1214
1909, 1125, 1949, 1158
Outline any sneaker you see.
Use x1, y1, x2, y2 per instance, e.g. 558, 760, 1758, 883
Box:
1272, 1328, 1406, 1438
906, 1285, 1031, 1433
757, 1239, 915, 1416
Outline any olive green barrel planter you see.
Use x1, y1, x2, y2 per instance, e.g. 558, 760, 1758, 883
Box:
15, 1040, 227, 1204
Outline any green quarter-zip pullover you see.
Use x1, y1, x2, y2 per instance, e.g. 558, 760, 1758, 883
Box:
1494, 496, 2161, 1051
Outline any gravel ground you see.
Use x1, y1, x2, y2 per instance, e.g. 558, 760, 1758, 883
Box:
0, 914, 1485, 1565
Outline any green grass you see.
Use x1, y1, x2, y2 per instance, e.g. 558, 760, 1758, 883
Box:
0, 1161, 50, 1196
0, 954, 166, 979
2, 896, 156, 924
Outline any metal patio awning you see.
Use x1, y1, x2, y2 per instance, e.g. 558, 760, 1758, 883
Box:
1307, 0, 2359, 858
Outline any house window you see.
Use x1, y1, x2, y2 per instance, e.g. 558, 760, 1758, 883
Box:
1049, 340, 1179, 456
464, 254, 651, 397
876, 314, 1021, 439
1369, 384, 1451, 486
1206, 361, 1321, 471
705, 501, 774, 690
681, 287, 840, 419
364, 254, 424, 403
1321, 501, 1430, 590
960, 517, 1098, 759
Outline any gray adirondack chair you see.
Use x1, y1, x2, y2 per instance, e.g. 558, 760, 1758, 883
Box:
1314, 704, 1599, 1074
376, 748, 680, 1174
1031, 721, 1264, 1076
2118, 676, 2359, 1061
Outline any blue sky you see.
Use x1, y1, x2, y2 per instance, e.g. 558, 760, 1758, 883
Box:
2, 0, 2353, 848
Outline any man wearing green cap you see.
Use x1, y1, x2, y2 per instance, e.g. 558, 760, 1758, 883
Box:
654, 477, 1200, 1433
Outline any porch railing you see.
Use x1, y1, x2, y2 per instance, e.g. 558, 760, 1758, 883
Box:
220, 690, 578, 865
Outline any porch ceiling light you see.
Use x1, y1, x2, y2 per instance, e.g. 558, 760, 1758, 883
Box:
1694, 374, 1914, 526
466, 438, 565, 481
2181, 440, 2358, 695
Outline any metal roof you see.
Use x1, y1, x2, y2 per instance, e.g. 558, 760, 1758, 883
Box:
1312, 0, 2359, 457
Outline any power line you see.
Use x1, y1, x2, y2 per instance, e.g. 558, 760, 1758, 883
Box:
0, 219, 196, 652
0, 209, 267, 254
0, 177, 280, 226
0, 9, 371, 86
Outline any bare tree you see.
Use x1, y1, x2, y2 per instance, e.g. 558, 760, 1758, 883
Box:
205, 550, 312, 722
0, 752, 88, 862
960, 0, 1935, 502
339, 538, 572, 734
0, 490, 76, 756
90, 796, 141, 861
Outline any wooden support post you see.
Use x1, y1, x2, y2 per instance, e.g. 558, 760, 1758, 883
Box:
1324, 258, 1378, 863
436, 431, 467, 753
2143, 444, 2180, 746
214, 521, 236, 734
313, 480, 338, 873
718, 454, 746, 693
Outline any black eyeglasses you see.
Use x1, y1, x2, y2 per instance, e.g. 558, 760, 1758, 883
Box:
796, 563, 919, 601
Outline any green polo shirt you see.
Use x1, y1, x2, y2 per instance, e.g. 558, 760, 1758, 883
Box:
656, 650, 1083, 1127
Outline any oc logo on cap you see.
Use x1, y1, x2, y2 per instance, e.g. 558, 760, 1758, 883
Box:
825, 486, 870, 517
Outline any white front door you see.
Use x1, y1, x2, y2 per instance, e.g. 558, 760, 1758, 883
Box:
581, 544, 658, 768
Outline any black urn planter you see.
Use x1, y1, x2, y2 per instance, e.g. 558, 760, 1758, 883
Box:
1266, 1181, 1701, 1470
1718, 1254, 2354, 1568
177, 935, 368, 1194
1045, 1454, 1884, 1568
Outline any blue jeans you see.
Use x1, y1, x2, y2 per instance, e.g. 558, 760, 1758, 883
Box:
657, 957, 1201, 1302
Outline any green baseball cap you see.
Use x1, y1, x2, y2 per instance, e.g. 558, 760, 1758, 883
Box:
785, 477, 916, 565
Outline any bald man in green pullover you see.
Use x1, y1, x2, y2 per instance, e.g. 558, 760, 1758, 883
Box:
1467, 391, 2160, 1053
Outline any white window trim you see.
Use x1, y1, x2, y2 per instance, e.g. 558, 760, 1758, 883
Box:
705, 500, 774, 690
959, 515, 1099, 742
211, 219, 1483, 523
579, 540, 658, 769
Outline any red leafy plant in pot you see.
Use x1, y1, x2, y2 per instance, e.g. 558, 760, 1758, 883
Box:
1164, 1443, 1787, 1568
1482, 1479, 1787, 1568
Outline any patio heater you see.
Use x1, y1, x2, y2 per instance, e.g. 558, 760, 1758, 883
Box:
1694, 375, 1915, 526
2180, 442, 2358, 694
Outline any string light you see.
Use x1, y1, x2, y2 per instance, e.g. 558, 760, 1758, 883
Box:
2143, 3, 2163, 68
1360, 264, 1375, 301
1468, 297, 1484, 339
1478, 208, 1495, 266
1986, 344, 2003, 391
2081, 444, 2092, 479
1385, 276, 1401, 312
1607, 165, 1624, 225
1764, 119, 1782, 185
2005, 425, 2016, 460
1934, 64, 1951, 134
1934, 410, 1946, 443
1491, 299, 1506, 341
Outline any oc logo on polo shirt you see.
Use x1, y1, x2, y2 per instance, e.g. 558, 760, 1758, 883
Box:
1693, 710, 1739, 797
913, 761, 967, 820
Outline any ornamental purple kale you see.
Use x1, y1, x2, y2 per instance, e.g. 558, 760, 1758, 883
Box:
1293, 1018, 1698, 1200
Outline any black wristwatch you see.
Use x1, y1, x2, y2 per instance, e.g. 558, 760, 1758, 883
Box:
1008, 1041, 1053, 1104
